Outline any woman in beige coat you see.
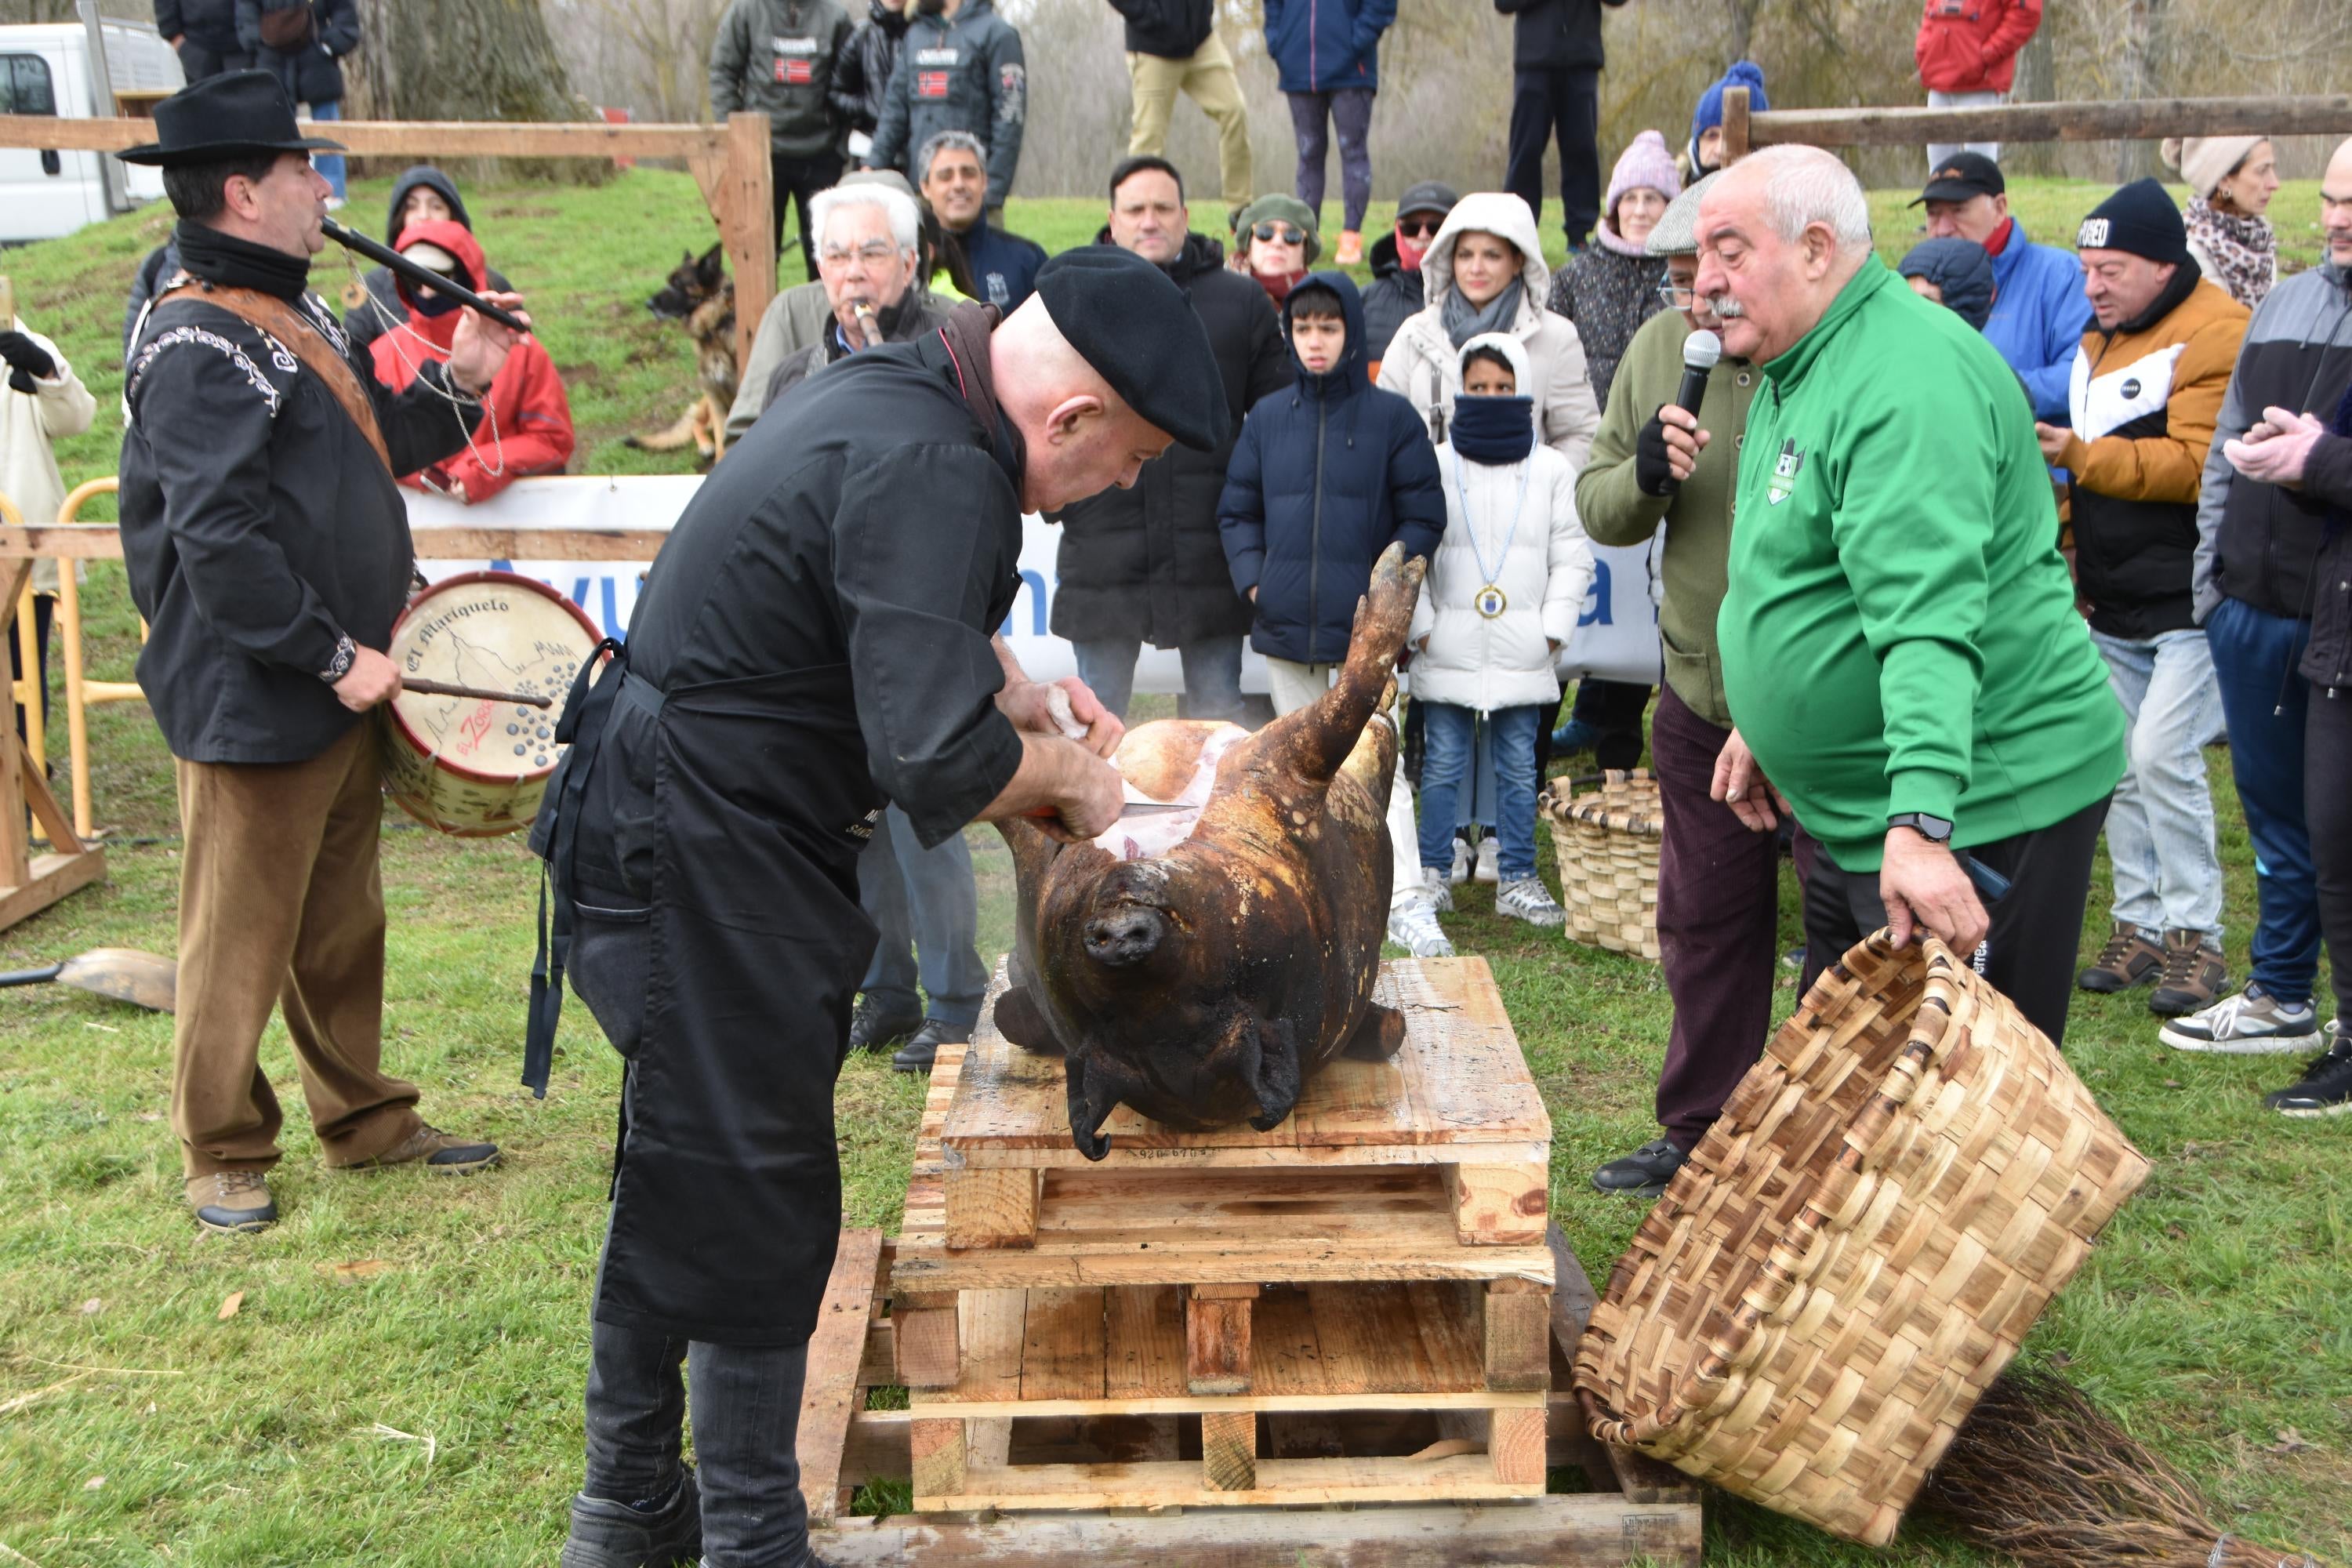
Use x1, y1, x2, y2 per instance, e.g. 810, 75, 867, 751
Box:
1375, 189, 1600, 475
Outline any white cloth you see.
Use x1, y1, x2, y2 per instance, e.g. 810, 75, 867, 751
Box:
0, 318, 96, 595
1925, 89, 2004, 171
1375, 191, 1602, 476
1267, 657, 1424, 914
1407, 442, 1593, 713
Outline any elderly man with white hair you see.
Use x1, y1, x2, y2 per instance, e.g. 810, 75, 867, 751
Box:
764, 179, 949, 405
1699, 145, 2125, 1047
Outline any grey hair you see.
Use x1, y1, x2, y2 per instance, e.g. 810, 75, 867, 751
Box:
916, 129, 987, 187
1740, 144, 1873, 254
809, 182, 920, 256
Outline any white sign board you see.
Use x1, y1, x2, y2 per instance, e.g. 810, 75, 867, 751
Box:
410, 476, 1661, 691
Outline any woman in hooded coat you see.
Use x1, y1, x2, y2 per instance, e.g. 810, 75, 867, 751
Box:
1375, 189, 1600, 474
340, 168, 514, 356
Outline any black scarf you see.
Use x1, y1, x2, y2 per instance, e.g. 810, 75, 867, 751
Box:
173, 219, 313, 303
1450, 394, 1535, 464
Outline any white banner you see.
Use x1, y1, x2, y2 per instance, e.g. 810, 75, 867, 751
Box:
409, 476, 1662, 691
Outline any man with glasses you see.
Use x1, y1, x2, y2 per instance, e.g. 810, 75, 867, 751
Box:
1051, 155, 1290, 724
1363, 180, 1455, 376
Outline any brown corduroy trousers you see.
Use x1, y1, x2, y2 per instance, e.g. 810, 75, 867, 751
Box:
170, 721, 423, 1178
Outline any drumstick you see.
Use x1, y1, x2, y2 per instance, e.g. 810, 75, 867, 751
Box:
404, 677, 554, 709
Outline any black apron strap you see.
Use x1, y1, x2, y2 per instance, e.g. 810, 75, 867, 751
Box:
524, 641, 632, 1096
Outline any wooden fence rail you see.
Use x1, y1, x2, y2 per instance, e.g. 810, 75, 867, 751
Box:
0, 111, 775, 365
1724, 90, 2352, 162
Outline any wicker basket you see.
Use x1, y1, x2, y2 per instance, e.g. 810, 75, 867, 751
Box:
1539, 769, 1662, 961
1573, 932, 2152, 1546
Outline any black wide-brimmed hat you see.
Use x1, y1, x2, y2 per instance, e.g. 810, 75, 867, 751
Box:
118, 70, 345, 167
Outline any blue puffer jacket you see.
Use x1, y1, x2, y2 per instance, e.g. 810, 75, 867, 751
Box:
1264, 0, 1394, 95
1220, 271, 1445, 665
1985, 218, 2095, 423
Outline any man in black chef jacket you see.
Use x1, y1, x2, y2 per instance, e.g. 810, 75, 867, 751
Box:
537, 247, 1230, 1568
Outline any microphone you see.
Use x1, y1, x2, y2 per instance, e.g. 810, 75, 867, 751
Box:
1675, 328, 1722, 418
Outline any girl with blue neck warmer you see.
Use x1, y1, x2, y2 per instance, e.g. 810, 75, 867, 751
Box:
1407, 332, 1595, 930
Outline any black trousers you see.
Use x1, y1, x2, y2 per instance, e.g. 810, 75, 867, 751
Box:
1504, 67, 1602, 242
1537, 675, 1650, 776
771, 151, 846, 284
8, 593, 53, 747
1797, 796, 2112, 1049
2308, 688, 2352, 1027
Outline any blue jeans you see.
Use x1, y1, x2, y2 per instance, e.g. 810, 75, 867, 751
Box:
307, 100, 347, 201
581, 1313, 815, 1568
2089, 626, 2224, 938
2206, 595, 2318, 1002
1071, 634, 1246, 724
1417, 702, 1541, 882
858, 804, 987, 1029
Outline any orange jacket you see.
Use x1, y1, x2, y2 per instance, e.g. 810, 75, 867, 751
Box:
368, 219, 574, 505
1915, 0, 2040, 95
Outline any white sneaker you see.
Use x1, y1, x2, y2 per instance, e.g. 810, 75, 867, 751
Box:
2159, 982, 2323, 1054
1421, 867, 1454, 913
1474, 836, 1501, 884
1495, 877, 1564, 927
1388, 896, 1454, 958
1449, 837, 1471, 886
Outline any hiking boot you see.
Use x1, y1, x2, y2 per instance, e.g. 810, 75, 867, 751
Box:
2076, 924, 2162, 994
1592, 1138, 1686, 1199
893, 1018, 970, 1075
2148, 930, 2227, 1017
1423, 866, 1455, 914
187, 1170, 277, 1234
346, 1123, 501, 1174
560, 1468, 701, 1568
1548, 717, 1595, 757
2263, 1024, 2352, 1117
1495, 876, 1565, 928
848, 995, 924, 1054
1334, 228, 1364, 266
1474, 836, 1501, 885
1448, 837, 1471, 887
2158, 982, 2322, 1055
1387, 897, 1454, 959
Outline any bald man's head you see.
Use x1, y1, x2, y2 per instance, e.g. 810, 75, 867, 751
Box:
990, 296, 1177, 514
2325, 136, 2352, 269
1693, 145, 1874, 364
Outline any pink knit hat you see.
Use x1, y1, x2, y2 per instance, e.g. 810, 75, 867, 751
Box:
1606, 130, 1682, 225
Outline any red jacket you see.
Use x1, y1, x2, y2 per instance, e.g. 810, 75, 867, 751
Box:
1915, 0, 2039, 95
368, 219, 574, 504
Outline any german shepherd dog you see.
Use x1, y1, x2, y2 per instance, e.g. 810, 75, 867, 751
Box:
627, 244, 739, 466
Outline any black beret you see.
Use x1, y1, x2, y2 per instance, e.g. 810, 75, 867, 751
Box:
1032, 246, 1229, 452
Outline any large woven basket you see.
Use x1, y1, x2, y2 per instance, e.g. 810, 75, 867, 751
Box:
1573, 932, 2151, 1545
1539, 769, 1662, 960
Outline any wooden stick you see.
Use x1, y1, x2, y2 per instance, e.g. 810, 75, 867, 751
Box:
403, 678, 552, 709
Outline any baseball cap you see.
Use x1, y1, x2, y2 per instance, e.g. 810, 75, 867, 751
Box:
1908, 151, 2005, 207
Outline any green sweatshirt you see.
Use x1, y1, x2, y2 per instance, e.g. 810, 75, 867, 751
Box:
1719, 259, 2124, 873
1577, 306, 1759, 728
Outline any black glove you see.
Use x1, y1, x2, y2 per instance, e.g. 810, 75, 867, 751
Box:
1635, 405, 1679, 497
0, 330, 57, 394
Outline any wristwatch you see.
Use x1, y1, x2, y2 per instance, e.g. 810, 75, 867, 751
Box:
1888, 812, 1954, 844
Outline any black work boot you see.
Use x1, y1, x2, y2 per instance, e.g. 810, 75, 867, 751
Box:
1592, 1138, 1687, 1200
560, 1468, 701, 1568
893, 1018, 971, 1074
848, 995, 924, 1054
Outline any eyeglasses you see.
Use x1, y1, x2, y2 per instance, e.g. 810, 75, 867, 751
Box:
1396, 216, 1442, 238
1250, 223, 1306, 246
820, 241, 902, 266
1656, 284, 1697, 310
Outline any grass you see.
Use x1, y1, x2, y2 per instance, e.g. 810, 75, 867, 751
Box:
0, 172, 2346, 1566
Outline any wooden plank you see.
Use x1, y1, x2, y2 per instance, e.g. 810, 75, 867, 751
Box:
894, 1291, 960, 1391
1185, 1285, 1256, 1396
1200, 1410, 1257, 1491
1018, 1288, 1106, 1403
1748, 94, 2352, 148
1486, 1406, 1548, 1486
891, 1388, 1543, 1421
1548, 1223, 1702, 1508
1448, 1163, 1548, 1247
1483, 1281, 1552, 1395
909, 1417, 967, 1499
837, 1406, 909, 1491
958, 1289, 1027, 1401
1101, 1284, 1185, 1402
1251, 1286, 1329, 1398
0, 848, 106, 934
812, 1493, 1703, 1566
796, 1229, 885, 1528
943, 1166, 1040, 1250
0, 111, 735, 158
0, 526, 677, 567
1406, 1279, 1490, 1394
920, 1452, 1540, 1512
1723, 84, 1751, 163
858, 1320, 895, 1389
1307, 1281, 1438, 1397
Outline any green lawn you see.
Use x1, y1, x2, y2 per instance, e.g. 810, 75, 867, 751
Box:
0, 173, 2345, 1566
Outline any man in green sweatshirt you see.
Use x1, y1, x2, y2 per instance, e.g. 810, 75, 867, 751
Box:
1699, 146, 2125, 1044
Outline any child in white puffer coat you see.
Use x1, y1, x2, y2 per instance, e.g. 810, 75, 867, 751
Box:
1408, 332, 1595, 927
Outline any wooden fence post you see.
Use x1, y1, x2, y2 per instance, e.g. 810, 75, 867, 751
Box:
687, 112, 777, 372
1722, 85, 1750, 165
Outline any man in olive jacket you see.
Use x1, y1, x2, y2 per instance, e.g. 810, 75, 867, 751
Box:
1573, 172, 1789, 1201
710, 0, 856, 279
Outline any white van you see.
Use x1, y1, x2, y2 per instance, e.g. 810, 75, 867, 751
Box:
1, 20, 183, 245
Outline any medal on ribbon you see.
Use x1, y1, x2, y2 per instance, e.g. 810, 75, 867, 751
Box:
1475, 583, 1508, 619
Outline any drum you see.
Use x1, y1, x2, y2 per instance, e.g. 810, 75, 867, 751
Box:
380, 570, 603, 837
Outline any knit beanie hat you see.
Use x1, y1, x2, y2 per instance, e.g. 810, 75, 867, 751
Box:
1690, 61, 1768, 158
2161, 136, 2264, 200
1605, 130, 1682, 225
1897, 237, 1997, 332
2076, 178, 2191, 266
1233, 193, 1320, 266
